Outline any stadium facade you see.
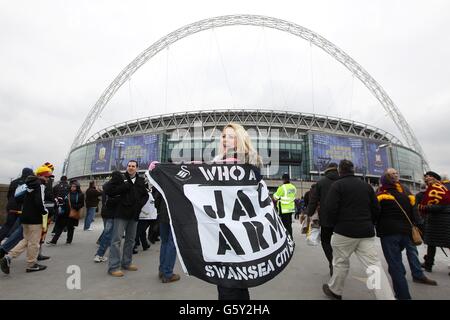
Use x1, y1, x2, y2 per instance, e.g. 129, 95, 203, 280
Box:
64, 109, 425, 191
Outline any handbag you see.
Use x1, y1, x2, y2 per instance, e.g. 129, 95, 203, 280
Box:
392, 196, 423, 246
68, 193, 81, 220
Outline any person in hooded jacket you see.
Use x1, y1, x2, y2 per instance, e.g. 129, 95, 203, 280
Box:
0, 168, 34, 242
47, 180, 84, 245
306, 162, 340, 276
93, 171, 124, 263
0, 166, 53, 274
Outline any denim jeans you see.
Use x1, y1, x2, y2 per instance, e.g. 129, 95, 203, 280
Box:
1, 224, 24, 252
404, 239, 425, 279
84, 207, 96, 230
96, 219, 114, 257
108, 218, 138, 273
159, 222, 177, 278
380, 234, 412, 300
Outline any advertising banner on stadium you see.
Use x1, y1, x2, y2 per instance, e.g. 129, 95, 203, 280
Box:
91, 140, 112, 173
111, 134, 159, 171
311, 133, 365, 173
366, 142, 389, 175
147, 163, 295, 288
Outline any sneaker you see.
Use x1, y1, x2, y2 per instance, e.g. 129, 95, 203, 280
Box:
94, 255, 108, 263
46, 241, 56, 246
132, 248, 138, 254
88, 227, 94, 231
26, 263, 47, 273
109, 270, 124, 277
123, 264, 138, 271
322, 284, 342, 300
0, 256, 11, 274
37, 255, 50, 261
162, 273, 180, 283
413, 276, 438, 286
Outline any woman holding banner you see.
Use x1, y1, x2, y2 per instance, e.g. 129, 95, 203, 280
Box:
212, 123, 262, 300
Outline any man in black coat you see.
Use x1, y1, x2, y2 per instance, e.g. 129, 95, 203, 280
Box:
0, 168, 34, 242
306, 162, 339, 275
108, 160, 149, 277
320, 160, 394, 300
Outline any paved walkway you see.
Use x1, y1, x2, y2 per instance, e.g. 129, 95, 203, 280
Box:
0, 219, 449, 300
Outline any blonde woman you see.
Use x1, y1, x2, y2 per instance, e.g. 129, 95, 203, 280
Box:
213, 122, 262, 168
213, 123, 263, 300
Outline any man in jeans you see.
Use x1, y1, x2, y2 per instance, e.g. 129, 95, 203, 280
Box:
108, 161, 148, 277
320, 160, 394, 300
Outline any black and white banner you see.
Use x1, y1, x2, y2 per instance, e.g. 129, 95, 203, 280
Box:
147, 163, 295, 288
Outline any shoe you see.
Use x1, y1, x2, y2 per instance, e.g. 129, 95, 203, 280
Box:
158, 271, 163, 279
123, 264, 138, 271
322, 284, 342, 300
413, 276, 437, 286
0, 256, 11, 274
93, 255, 108, 263
46, 241, 56, 246
65, 242, 72, 245
37, 255, 50, 261
162, 273, 180, 283
142, 243, 150, 251
132, 248, 138, 254
26, 263, 47, 273
155, 237, 160, 242
421, 262, 432, 272
109, 270, 124, 277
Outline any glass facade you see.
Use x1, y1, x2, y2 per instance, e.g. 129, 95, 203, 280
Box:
66, 130, 424, 184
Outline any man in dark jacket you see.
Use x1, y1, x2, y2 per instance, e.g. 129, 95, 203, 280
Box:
306, 162, 339, 275
0, 166, 53, 274
0, 168, 34, 242
108, 160, 149, 277
84, 181, 102, 231
320, 160, 394, 300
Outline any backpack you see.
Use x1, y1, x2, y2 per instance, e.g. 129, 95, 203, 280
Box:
14, 183, 28, 202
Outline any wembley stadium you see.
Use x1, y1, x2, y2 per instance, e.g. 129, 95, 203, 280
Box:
63, 15, 427, 193
64, 109, 425, 192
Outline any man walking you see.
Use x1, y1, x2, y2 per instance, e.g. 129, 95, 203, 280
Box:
321, 160, 394, 300
108, 160, 148, 277
306, 162, 339, 276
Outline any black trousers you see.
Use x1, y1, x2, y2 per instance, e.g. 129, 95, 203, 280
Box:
320, 226, 334, 267
51, 217, 75, 244
135, 220, 152, 248
217, 286, 250, 300
280, 213, 293, 237
148, 220, 160, 242
424, 245, 436, 267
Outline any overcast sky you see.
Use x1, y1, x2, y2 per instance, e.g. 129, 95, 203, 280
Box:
1, 0, 449, 183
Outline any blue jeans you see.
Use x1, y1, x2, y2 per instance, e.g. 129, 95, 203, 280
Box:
380, 234, 412, 300
159, 222, 177, 279
405, 239, 425, 279
96, 219, 114, 257
108, 218, 138, 273
1, 224, 24, 252
84, 207, 96, 230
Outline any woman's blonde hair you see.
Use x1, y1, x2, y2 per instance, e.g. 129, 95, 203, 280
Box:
218, 123, 262, 168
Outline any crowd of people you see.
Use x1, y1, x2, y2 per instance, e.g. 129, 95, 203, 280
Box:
0, 124, 449, 301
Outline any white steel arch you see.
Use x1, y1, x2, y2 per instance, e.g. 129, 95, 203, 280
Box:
71, 14, 428, 167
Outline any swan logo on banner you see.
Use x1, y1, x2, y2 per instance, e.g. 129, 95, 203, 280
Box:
175, 165, 191, 181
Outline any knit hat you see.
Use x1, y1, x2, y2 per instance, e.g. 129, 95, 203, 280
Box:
21, 168, 34, 177
35, 165, 54, 177
424, 171, 441, 181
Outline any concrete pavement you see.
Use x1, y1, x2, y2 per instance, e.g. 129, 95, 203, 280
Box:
0, 219, 449, 300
